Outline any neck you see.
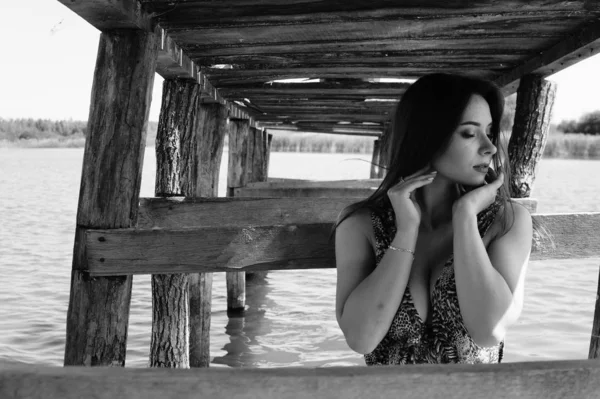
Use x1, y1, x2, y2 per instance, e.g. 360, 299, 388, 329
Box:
416, 176, 461, 230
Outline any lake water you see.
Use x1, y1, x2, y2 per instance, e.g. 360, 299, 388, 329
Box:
0, 147, 599, 367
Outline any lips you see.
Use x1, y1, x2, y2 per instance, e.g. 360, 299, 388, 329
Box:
473, 164, 489, 173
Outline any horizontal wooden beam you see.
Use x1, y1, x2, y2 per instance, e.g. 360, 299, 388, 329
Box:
255, 113, 390, 123
137, 197, 354, 229
495, 19, 600, 94
234, 187, 377, 198
142, 2, 599, 29
245, 179, 383, 189
4, 359, 600, 399
86, 207, 599, 276
262, 125, 382, 137
191, 52, 527, 68
206, 67, 496, 86
184, 37, 550, 59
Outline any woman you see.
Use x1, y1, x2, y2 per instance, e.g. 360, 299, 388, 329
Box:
334, 73, 532, 365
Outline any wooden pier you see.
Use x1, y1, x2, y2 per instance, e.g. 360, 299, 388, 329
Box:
5, 1, 600, 398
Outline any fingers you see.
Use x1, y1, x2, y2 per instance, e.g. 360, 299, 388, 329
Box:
389, 171, 437, 195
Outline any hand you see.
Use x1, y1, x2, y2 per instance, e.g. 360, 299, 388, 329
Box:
453, 169, 505, 216
387, 165, 437, 229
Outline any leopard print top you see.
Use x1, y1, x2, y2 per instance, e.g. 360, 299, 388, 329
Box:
364, 198, 504, 365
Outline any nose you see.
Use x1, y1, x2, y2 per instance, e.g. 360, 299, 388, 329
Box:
480, 135, 497, 156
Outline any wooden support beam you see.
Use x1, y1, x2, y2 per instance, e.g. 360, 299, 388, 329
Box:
137, 197, 535, 229
86, 211, 599, 276
589, 266, 600, 359
262, 124, 382, 137
370, 139, 381, 179
189, 102, 228, 368
151, 79, 198, 368
5, 359, 600, 399
244, 179, 383, 190
508, 75, 556, 198
235, 187, 376, 198
495, 19, 600, 94
226, 120, 251, 312
64, 29, 159, 366
219, 82, 410, 98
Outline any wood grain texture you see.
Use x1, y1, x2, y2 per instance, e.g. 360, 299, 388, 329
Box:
5, 358, 600, 399
227, 120, 250, 190
86, 212, 600, 276
495, 19, 600, 94
370, 139, 381, 179
235, 187, 377, 198
136, 196, 534, 229
64, 29, 159, 366
589, 266, 600, 359
56, 0, 153, 31
508, 75, 556, 198
152, 79, 200, 368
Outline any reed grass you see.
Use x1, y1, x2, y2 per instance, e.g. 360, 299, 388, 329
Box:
2, 123, 600, 160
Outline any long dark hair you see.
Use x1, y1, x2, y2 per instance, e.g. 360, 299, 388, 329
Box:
334, 73, 515, 236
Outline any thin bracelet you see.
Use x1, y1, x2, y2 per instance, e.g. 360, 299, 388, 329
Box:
388, 245, 415, 259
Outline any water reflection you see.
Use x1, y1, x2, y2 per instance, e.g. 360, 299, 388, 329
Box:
212, 272, 275, 367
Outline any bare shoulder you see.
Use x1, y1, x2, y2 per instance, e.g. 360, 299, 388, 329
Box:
336, 207, 375, 247
490, 200, 533, 242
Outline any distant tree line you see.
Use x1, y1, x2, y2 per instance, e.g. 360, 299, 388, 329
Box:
0, 118, 87, 140
0, 118, 159, 143
557, 110, 600, 135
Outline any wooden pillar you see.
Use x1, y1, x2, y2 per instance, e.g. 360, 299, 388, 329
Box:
64, 29, 159, 366
589, 266, 600, 359
226, 119, 250, 312
370, 139, 381, 179
152, 81, 228, 368
150, 79, 198, 368
508, 74, 556, 198
188, 102, 227, 367
265, 133, 273, 176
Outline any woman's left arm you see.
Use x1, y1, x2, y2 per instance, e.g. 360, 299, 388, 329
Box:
452, 197, 533, 348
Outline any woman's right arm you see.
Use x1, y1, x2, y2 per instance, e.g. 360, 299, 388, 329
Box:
335, 212, 418, 354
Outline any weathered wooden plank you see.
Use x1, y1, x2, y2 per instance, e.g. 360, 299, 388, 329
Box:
495, 19, 600, 94
508, 75, 556, 198
4, 359, 600, 399
206, 67, 496, 86
256, 114, 389, 123
141, 1, 600, 28
86, 212, 600, 276
137, 197, 535, 229
219, 81, 410, 96
64, 29, 159, 367
262, 125, 382, 137
245, 179, 383, 189
234, 187, 377, 198
192, 52, 526, 68
185, 37, 552, 58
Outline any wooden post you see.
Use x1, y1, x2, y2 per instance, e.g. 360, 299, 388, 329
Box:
507, 74, 556, 198
370, 139, 381, 179
589, 266, 600, 359
64, 29, 158, 366
226, 119, 250, 312
266, 133, 273, 175
151, 79, 199, 368
189, 102, 227, 367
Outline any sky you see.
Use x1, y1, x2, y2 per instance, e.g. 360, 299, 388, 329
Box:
1, 1, 599, 123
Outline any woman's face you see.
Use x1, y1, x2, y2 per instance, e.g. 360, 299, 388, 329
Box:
432, 94, 497, 186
